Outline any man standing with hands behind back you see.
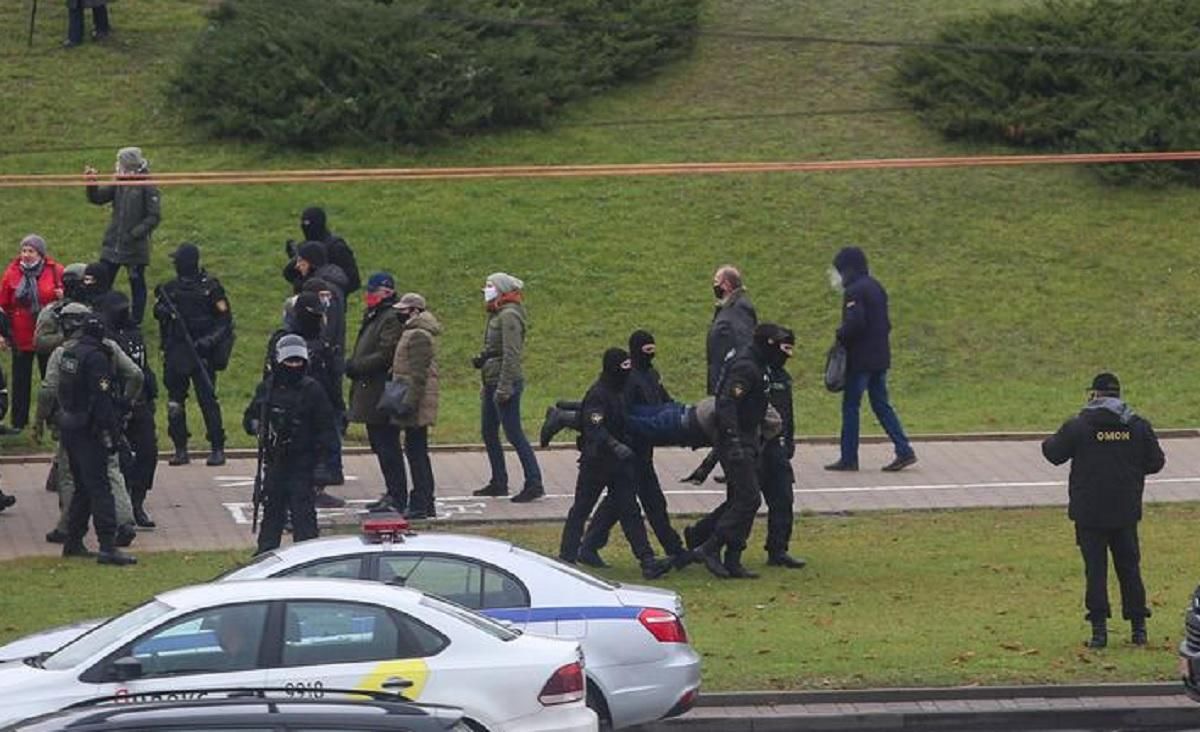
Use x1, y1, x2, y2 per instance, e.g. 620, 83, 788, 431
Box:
1042, 372, 1165, 649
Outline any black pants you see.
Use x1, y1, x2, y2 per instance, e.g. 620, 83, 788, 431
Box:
697, 441, 762, 553
61, 427, 117, 550
257, 462, 319, 554
560, 458, 654, 564
582, 447, 684, 557
404, 426, 436, 514
1076, 524, 1149, 622
67, 4, 111, 44
98, 260, 145, 324
760, 439, 795, 555
367, 423, 408, 509
9, 350, 48, 430
123, 402, 157, 505
164, 360, 224, 449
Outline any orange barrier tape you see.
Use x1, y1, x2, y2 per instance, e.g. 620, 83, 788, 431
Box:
2, 151, 1199, 188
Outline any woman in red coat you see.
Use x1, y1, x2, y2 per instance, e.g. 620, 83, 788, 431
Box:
0, 235, 65, 430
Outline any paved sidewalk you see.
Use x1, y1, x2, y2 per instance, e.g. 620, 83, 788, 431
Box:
3, 437, 1200, 559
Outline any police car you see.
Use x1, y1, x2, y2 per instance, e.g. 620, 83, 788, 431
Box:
0, 579, 596, 732
0, 520, 700, 729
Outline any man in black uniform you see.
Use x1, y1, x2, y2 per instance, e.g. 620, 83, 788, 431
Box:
284, 207, 361, 296
153, 243, 233, 467
57, 314, 136, 565
578, 331, 688, 569
245, 334, 338, 555
558, 348, 671, 580
1042, 372, 1165, 648
689, 324, 789, 579
96, 291, 158, 528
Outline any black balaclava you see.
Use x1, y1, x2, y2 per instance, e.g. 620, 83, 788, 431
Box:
293, 292, 325, 339
80, 314, 106, 341
81, 262, 111, 304
95, 291, 132, 332
173, 243, 201, 278
601, 347, 631, 390
62, 270, 83, 302
297, 240, 328, 270
300, 207, 330, 242
753, 323, 795, 369
629, 330, 656, 370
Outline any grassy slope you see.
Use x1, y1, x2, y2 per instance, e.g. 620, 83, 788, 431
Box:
1, 506, 1196, 690
2, 0, 1199, 449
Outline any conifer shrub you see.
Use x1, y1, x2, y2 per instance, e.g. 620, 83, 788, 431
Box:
896, 0, 1200, 185
170, 0, 700, 148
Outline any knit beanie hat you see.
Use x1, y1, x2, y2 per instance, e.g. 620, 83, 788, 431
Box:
487, 272, 524, 294
20, 234, 47, 259
117, 147, 148, 173
297, 241, 327, 268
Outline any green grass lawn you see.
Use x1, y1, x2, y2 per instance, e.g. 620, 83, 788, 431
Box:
1, 505, 1196, 690
2, 0, 1199, 451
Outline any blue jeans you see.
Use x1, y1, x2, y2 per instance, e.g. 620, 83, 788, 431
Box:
840, 370, 913, 465
481, 380, 542, 488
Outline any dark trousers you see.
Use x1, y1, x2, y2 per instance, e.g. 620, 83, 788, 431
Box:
404, 426, 436, 514
840, 369, 913, 465
699, 442, 762, 553
1076, 524, 1149, 622
760, 439, 795, 555
583, 447, 684, 557
123, 402, 157, 505
10, 350, 48, 429
98, 260, 145, 324
257, 462, 318, 555
481, 380, 542, 488
61, 428, 117, 550
67, 5, 111, 44
164, 361, 224, 448
560, 459, 654, 564
367, 422, 408, 509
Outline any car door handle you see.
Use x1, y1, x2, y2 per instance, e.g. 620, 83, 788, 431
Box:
382, 676, 414, 691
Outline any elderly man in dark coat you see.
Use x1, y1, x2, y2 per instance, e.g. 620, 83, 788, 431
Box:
85, 147, 159, 324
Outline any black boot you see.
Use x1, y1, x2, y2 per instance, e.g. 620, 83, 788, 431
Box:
167, 404, 189, 465
640, 556, 672, 580
578, 547, 609, 568
691, 537, 730, 579
539, 407, 578, 448
671, 551, 694, 570
132, 497, 156, 529
45, 528, 68, 544
97, 546, 137, 566
1131, 618, 1148, 646
767, 552, 807, 569
473, 482, 508, 497
206, 446, 226, 467
1086, 620, 1107, 649
168, 445, 190, 466
62, 541, 94, 558
115, 524, 137, 548
511, 482, 545, 503
723, 549, 759, 579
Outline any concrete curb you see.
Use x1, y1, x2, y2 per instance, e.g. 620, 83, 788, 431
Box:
695, 682, 1180, 706
3, 428, 1199, 465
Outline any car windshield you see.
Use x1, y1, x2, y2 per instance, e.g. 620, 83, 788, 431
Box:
213, 551, 282, 580
42, 600, 174, 670
511, 547, 618, 590
419, 596, 519, 641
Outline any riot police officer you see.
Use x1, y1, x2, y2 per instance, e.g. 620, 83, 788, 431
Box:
689, 323, 791, 579
245, 334, 338, 555
153, 243, 233, 467
1042, 372, 1165, 648
57, 313, 136, 565
97, 291, 158, 528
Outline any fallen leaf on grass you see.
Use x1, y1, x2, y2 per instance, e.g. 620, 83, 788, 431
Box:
756, 649, 771, 655
950, 651, 976, 665
999, 641, 1023, 651
1020, 648, 1040, 656
1102, 663, 1116, 671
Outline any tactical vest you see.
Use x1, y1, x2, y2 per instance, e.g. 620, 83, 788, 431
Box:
264, 381, 308, 455
167, 276, 217, 339
57, 338, 106, 431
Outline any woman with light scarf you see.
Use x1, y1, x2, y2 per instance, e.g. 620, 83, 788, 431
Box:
0, 235, 64, 430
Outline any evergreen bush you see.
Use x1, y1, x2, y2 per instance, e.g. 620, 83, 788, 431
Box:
169, 0, 700, 148
896, 0, 1200, 185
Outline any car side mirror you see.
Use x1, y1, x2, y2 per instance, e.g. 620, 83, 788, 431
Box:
111, 656, 143, 681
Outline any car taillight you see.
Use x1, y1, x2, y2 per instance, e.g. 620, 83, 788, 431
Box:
639, 608, 688, 643
538, 662, 584, 706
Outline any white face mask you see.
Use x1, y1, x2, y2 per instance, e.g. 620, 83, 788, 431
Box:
827, 266, 843, 291
483, 284, 499, 303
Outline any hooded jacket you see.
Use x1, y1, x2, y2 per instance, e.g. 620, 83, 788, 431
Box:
834, 247, 891, 374
0, 256, 64, 353
389, 310, 443, 428
1042, 398, 1166, 528
87, 175, 160, 266
480, 301, 527, 397
706, 288, 757, 395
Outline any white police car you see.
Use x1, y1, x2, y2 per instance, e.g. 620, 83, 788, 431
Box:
0, 578, 596, 732
217, 519, 700, 729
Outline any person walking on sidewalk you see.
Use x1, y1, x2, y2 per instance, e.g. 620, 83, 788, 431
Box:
824, 246, 916, 472
384, 293, 442, 520
473, 273, 543, 503
1042, 372, 1165, 649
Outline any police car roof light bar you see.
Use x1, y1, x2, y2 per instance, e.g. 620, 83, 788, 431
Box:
362, 516, 412, 544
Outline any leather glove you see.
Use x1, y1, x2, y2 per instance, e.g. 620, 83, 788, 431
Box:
285, 239, 297, 258
725, 438, 747, 464
611, 441, 634, 461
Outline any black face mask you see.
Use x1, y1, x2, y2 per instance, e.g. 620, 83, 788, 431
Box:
296, 309, 323, 339
712, 284, 725, 300
274, 363, 306, 386
628, 330, 656, 370
601, 348, 631, 389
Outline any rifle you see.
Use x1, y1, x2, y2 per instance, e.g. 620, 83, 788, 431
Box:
155, 286, 217, 402
251, 375, 271, 534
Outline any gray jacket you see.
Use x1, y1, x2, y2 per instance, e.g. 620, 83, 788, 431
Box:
87, 179, 160, 266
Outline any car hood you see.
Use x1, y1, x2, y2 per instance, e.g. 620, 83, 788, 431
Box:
0, 661, 78, 726
0, 619, 105, 662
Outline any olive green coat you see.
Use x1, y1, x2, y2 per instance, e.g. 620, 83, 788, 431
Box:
389, 311, 442, 428
86, 179, 160, 266
346, 303, 405, 425
479, 302, 526, 399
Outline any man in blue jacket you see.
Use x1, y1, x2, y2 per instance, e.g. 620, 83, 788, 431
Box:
825, 247, 916, 472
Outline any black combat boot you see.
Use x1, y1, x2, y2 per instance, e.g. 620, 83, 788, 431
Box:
539, 407, 579, 448
168, 445, 190, 466
132, 495, 155, 529
206, 445, 226, 467
692, 537, 730, 579
167, 405, 189, 465
767, 552, 807, 569
578, 547, 609, 569
671, 551, 694, 570
45, 528, 68, 544
640, 556, 673, 580
1086, 619, 1107, 649
473, 482, 508, 497
1131, 617, 1148, 646
723, 549, 759, 579
511, 482, 545, 503
97, 546, 137, 566
62, 541, 94, 558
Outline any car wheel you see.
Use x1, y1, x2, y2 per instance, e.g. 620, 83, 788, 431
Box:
586, 679, 612, 729
462, 719, 490, 732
